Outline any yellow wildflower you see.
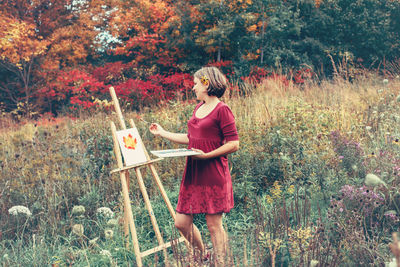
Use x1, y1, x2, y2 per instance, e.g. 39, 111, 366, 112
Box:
270, 181, 282, 199
266, 195, 273, 204
287, 185, 295, 195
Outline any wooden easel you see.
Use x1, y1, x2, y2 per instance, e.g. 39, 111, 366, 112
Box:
108, 87, 186, 266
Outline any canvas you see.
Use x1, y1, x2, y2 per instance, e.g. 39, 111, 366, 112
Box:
116, 128, 148, 166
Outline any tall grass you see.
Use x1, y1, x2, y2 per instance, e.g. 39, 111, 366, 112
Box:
1, 72, 399, 266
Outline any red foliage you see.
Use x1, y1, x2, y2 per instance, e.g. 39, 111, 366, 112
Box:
92, 61, 130, 84
39, 69, 106, 110
293, 68, 314, 84
113, 72, 193, 106
246, 66, 271, 83
207, 60, 235, 78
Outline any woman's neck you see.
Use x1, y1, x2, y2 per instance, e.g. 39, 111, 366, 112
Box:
202, 96, 220, 105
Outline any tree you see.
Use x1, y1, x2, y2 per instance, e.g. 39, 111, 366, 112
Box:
108, 0, 180, 75
0, 0, 113, 114
0, 13, 49, 116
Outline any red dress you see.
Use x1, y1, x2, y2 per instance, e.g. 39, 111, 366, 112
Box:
176, 101, 239, 214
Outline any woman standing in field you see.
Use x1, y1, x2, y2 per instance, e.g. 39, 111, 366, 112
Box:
149, 66, 239, 265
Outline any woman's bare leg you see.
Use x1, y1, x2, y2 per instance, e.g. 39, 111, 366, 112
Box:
206, 213, 227, 266
175, 212, 205, 253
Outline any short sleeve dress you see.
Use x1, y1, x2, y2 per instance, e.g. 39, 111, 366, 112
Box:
176, 101, 239, 214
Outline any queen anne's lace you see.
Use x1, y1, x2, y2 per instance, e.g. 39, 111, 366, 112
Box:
96, 207, 114, 218
8, 205, 32, 216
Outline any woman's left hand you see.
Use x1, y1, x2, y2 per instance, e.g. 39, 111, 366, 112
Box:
191, 148, 209, 160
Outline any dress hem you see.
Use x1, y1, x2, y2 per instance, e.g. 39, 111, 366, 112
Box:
176, 208, 233, 215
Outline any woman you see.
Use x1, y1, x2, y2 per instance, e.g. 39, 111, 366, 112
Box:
149, 66, 239, 265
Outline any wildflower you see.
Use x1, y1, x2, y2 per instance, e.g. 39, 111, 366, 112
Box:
265, 195, 273, 204
383, 79, 389, 85
100, 249, 112, 257
396, 95, 400, 103
71, 205, 85, 216
72, 224, 84, 236
393, 139, 399, 146
271, 181, 282, 199
310, 260, 319, 267
365, 126, 372, 131
104, 229, 114, 240
287, 185, 295, 195
89, 237, 99, 247
364, 173, 386, 187
96, 207, 114, 218
107, 218, 118, 227
8, 205, 32, 217
51, 256, 61, 265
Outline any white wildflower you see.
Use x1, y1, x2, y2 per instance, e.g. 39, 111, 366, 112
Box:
89, 237, 99, 247
383, 79, 389, 85
365, 126, 372, 131
364, 173, 386, 187
107, 219, 118, 227
96, 207, 114, 218
72, 224, 84, 236
104, 229, 114, 240
8, 205, 32, 217
396, 95, 400, 103
310, 260, 319, 267
100, 249, 112, 257
71, 205, 85, 216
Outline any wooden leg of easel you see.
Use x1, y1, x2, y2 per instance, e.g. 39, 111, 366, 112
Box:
148, 164, 177, 220
120, 170, 143, 267
148, 164, 192, 251
134, 167, 169, 265
123, 172, 130, 249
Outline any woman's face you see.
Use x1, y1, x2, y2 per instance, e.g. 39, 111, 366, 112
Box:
192, 77, 208, 100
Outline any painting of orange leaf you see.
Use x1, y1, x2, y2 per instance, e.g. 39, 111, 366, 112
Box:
123, 134, 138, 150
116, 128, 147, 166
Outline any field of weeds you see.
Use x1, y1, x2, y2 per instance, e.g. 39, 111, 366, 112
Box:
1, 75, 400, 266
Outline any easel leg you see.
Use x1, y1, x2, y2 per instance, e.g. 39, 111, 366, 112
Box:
123, 172, 130, 248
120, 170, 143, 267
148, 164, 192, 250
134, 167, 169, 265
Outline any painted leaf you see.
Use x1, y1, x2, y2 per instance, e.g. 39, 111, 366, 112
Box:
123, 134, 138, 150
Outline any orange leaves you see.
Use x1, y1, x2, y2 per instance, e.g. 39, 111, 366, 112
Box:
247, 24, 258, 32
109, 0, 178, 61
0, 14, 49, 66
123, 134, 138, 150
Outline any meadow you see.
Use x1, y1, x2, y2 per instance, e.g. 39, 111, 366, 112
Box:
1, 73, 400, 266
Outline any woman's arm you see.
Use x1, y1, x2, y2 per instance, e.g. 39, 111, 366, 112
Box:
149, 123, 189, 145
191, 140, 239, 160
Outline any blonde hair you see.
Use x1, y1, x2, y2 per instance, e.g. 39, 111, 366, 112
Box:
194, 66, 228, 98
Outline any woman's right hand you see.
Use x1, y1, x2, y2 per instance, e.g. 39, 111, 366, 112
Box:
149, 123, 164, 137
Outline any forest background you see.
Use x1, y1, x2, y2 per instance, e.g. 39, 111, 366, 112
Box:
0, 0, 399, 117
1, 0, 400, 266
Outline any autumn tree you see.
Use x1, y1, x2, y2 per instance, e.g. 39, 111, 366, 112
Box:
108, 0, 180, 76
0, 0, 114, 115
0, 12, 49, 116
